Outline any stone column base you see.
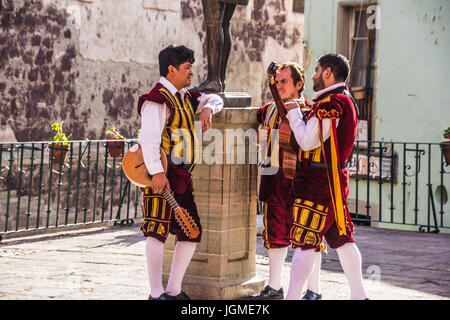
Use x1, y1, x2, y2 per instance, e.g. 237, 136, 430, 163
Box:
162, 93, 264, 300
170, 276, 265, 300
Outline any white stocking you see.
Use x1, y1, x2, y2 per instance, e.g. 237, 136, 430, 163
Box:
165, 241, 197, 296
336, 242, 368, 300
285, 248, 315, 300
267, 247, 288, 290
145, 237, 165, 298
307, 251, 322, 294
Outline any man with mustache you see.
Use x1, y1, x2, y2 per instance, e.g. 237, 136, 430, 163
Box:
137, 45, 223, 300
284, 53, 368, 300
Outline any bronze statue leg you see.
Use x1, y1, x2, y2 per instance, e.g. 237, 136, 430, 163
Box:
220, 3, 237, 91
193, 0, 225, 93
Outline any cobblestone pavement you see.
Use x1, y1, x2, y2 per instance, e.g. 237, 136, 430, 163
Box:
0, 222, 449, 300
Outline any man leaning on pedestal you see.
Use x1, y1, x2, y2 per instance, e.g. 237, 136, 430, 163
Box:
136, 45, 223, 300
284, 53, 369, 300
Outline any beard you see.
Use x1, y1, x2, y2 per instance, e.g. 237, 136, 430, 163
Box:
313, 74, 326, 92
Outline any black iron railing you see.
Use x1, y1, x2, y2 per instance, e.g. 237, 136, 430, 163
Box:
345, 141, 448, 232
1, 139, 449, 240
256, 140, 449, 233
0, 140, 141, 240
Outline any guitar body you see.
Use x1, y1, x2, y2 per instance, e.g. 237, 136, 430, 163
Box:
122, 144, 200, 239
278, 119, 298, 151
267, 62, 298, 180
122, 144, 167, 188
277, 120, 298, 179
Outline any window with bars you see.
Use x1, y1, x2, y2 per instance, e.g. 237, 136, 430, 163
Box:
349, 8, 376, 91
346, 5, 378, 141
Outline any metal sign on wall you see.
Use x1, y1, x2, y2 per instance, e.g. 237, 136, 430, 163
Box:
348, 152, 398, 183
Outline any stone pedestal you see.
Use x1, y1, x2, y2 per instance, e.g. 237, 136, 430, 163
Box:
162, 93, 265, 299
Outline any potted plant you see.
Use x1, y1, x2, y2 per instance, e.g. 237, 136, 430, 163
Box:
106, 128, 125, 157
49, 121, 70, 165
441, 127, 450, 166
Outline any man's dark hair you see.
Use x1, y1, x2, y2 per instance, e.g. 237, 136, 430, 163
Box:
280, 62, 306, 95
317, 53, 350, 82
159, 45, 195, 77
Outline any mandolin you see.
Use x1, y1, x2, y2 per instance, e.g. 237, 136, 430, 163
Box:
122, 144, 200, 239
267, 61, 300, 179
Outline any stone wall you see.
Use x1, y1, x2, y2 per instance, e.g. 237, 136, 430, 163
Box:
0, 0, 305, 142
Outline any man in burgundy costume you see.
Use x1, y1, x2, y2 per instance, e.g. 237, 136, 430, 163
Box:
250, 62, 324, 300
137, 45, 223, 300
284, 53, 368, 300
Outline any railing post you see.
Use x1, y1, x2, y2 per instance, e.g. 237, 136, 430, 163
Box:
54, 144, 65, 227
378, 142, 384, 223
36, 144, 45, 229
5, 145, 14, 232
15, 144, 24, 231
25, 143, 36, 230
92, 142, 100, 223
355, 140, 360, 219
101, 142, 108, 221
64, 142, 74, 225
389, 142, 395, 223
83, 141, 92, 223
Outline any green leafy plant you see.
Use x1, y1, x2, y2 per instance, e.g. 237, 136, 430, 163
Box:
444, 127, 450, 139
106, 127, 125, 140
51, 121, 70, 145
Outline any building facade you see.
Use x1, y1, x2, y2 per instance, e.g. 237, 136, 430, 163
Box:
0, 0, 306, 141
303, 0, 450, 232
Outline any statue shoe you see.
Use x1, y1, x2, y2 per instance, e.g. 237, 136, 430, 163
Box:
301, 289, 322, 300
249, 286, 284, 300
191, 79, 223, 93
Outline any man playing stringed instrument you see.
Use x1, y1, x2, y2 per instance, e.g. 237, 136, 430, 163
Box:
137, 45, 223, 300
284, 53, 368, 300
251, 62, 324, 300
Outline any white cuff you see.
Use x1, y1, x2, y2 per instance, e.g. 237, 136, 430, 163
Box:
286, 108, 303, 122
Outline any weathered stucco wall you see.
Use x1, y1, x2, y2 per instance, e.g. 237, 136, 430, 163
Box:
0, 0, 305, 142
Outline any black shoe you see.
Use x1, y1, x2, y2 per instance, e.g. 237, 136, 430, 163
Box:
249, 286, 284, 300
301, 289, 322, 300
148, 293, 171, 300
165, 291, 192, 300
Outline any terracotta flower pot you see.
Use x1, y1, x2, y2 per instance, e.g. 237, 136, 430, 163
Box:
440, 140, 450, 166
49, 143, 69, 166
107, 140, 125, 157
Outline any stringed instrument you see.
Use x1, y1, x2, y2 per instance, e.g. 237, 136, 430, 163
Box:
267, 61, 300, 179
121, 144, 200, 239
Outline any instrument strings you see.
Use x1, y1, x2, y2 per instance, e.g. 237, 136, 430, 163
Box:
162, 187, 180, 210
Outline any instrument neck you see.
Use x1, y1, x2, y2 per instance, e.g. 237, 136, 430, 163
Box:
268, 82, 287, 119
162, 187, 180, 210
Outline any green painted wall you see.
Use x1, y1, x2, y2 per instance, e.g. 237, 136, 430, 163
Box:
376, 0, 449, 142
303, 0, 337, 98
304, 0, 450, 142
